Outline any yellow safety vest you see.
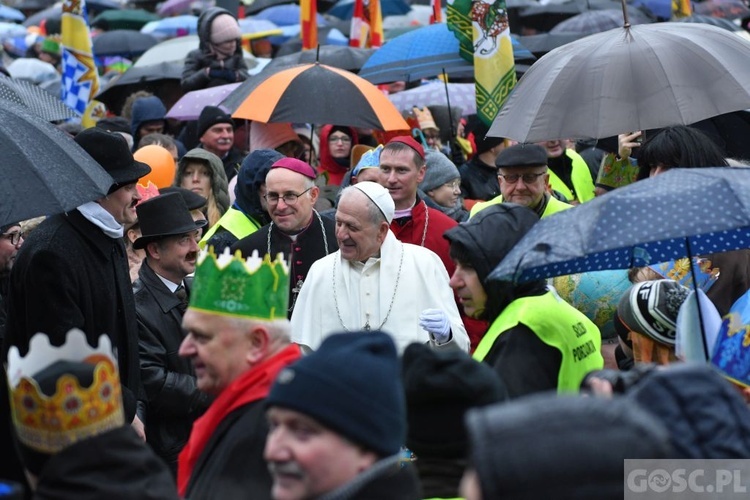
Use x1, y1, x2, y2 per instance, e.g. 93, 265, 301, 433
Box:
548, 149, 596, 204
199, 207, 260, 249
469, 194, 572, 218
473, 290, 603, 392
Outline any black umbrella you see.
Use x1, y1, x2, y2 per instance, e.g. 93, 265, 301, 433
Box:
0, 74, 76, 122
244, 0, 297, 15
265, 46, 376, 72
0, 101, 112, 227
516, 32, 586, 57
92, 30, 158, 57
95, 61, 182, 113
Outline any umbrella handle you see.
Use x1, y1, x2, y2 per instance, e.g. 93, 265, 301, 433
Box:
411, 128, 429, 149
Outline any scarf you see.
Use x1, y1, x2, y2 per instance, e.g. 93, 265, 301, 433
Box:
77, 201, 123, 238
177, 343, 301, 495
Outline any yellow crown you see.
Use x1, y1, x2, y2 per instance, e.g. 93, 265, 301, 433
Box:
6, 329, 124, 455
412, 106, 438, 132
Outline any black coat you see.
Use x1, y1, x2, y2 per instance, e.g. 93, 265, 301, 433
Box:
34, 426, 179, 500
185, 400, 273, 500
318, 456, 422, 500
230, 213, 338, 317
458, 156, 500, 202
135, 261, 211, 469
3, 210, 143, 420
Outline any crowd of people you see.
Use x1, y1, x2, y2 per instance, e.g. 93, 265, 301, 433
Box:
1, 0, 750, 499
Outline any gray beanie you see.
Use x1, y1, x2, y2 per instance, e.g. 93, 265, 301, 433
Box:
420, 150, 460, 192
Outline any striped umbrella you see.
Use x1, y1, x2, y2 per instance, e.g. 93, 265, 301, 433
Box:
223, 63, 409, 131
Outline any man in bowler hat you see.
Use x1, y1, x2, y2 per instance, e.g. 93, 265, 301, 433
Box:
134, 192, 210, 475
3, 129, 152, 475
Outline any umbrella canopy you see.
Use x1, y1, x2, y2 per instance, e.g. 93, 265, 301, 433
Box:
133, 35, 258, 68
517, 0, 623, 32
359, 23, 534, 84
327, 0, 411, 19
239, 18, 279, 35
254, 4, 327, 26
166, 82, 241, 120
490, 167, 750, 284
158, 0, 194, 16
0, 74, 76, 122
550, 8, 653, 34
245, 0, 297, 15
95, 61, 182, 109
264, 45, 376, 72
223, 63, 409, 131
93, 30, 158, 57
140, 15, 198, 39
388, 82, 476, 115
694, 0, 750, 19
91, 9, 160, 31
0, 102, 113, 227
489, 23, 750, 142
0, 5, 25, 22
516, 32, 585, 56
675, 13, 746, 31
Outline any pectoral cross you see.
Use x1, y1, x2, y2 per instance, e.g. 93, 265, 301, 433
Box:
292, 279, 304, 296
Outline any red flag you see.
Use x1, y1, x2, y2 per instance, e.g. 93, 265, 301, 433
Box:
350, 0, 367, 47
369, 0, 383, 47
350, 0, 382, 48
301, 0, 318, 50
430, 0, 442, 23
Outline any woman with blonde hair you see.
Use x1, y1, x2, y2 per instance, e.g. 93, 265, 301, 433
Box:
174, 148, 230, 229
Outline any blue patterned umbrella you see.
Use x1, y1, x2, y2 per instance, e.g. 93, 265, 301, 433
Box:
327, 0, 411, 20
359, 23, 534, 84
490, 167, 750, 284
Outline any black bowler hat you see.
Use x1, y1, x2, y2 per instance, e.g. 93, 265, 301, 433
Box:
133, 193, 207, 249
495, 143, 548, 169
159, 186, 207, 211
75, 128, 151, 190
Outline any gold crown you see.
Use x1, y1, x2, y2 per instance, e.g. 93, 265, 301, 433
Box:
412, 106, 438, 131
6, 329, 124, 455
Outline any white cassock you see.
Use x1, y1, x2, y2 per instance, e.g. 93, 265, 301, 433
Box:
291, 231, 469, 353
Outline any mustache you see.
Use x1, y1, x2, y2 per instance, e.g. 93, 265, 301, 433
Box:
185, 251, 198, 261
268, 461, 305, 479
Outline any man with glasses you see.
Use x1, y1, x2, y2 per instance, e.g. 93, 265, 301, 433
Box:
470, 144, 573, 219
231, 158, 337, 316
0, 223, 23, 339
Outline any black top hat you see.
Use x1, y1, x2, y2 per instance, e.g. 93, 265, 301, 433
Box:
159, 186, 207, 211
75, 129, 152, 190
133, 193, 207, 249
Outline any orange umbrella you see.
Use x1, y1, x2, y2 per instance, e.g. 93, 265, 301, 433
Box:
224, 63, 409, 131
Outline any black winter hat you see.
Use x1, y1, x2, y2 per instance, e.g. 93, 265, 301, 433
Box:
235, 149, 284, 215
159, 186, 207, 211
267, 331, 406, 457
444, 203, 539, 284
495, 143, 548, 169
133, 193, 206, 249
75, 128, 151, 192
466, 394, 672, 499
466, 116, 504, 155
402, 343, 507, 458
197, 105, 234, 139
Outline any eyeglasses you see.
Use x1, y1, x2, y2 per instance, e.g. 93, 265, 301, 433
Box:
498, 172, 547, 184
328, 135, 352, 144
1, 231, 24, 245
443, 180, 461, 189
264, 187, 313, 205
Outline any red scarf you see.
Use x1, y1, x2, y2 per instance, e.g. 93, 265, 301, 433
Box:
177, 344, 302, 495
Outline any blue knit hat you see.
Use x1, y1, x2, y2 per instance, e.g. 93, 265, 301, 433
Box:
267, 331, 406, 457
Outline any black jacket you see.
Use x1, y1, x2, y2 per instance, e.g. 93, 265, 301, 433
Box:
3, 210, 143, 420
135, 261, 211, 469
230, 213, 338, 317
185, 400, 273, 500
181, 7, 249, 92
318, 456, 422, 500
458, 156, 500, 202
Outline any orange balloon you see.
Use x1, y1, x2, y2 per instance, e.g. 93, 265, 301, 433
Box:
134, 145, 176, 189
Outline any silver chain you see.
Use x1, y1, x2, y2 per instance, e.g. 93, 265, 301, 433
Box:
332, 242, 404, 332
419, 201, 429, 247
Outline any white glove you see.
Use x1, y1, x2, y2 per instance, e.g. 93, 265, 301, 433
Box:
419, 308, 451, 344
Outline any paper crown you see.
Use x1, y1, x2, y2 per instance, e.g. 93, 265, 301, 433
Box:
412, 106, 438, 131
190, 247, 289, 320
6, 329, 124, 455
711, 289, 750, 387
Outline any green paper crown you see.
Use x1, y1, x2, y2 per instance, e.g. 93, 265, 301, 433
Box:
190, 248, 289, 320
